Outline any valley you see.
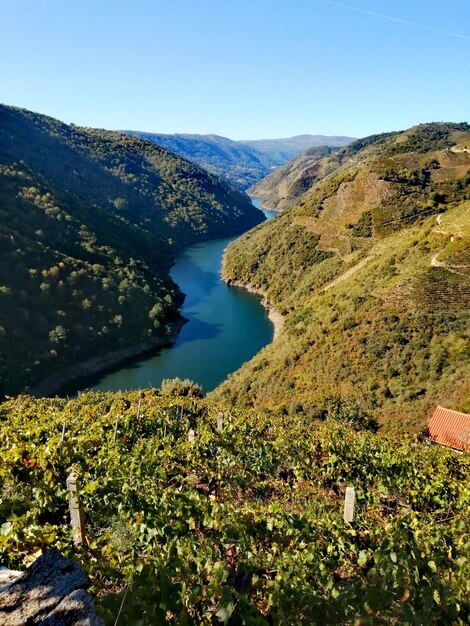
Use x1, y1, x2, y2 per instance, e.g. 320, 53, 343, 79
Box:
122, 131, 354, 190
2, 2, 470, 624
215, 124, 470, 431
1, 108, 469, 625
2, 110, 469, 429
65, 200, 277, 396
0, 105, 263, 399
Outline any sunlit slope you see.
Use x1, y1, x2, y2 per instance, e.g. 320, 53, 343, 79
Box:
215, 124, 470, 429
250, 123, 470, 214
0, 390, 468, 624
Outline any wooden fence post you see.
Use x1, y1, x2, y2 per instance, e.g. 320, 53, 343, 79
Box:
113, 417, 119, 443
188, 429, 195, 444
217, 412, 224, 431
66, 468, 86, 545
60, 422, 66, 445
344, 486, 355, 523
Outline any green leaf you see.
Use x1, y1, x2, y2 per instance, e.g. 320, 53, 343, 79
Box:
215, 587, 235, 625
358, 550, 368, 566
0, 521, 13, 536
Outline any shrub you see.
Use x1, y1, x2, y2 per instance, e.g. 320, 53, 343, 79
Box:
160, 377, 203, 397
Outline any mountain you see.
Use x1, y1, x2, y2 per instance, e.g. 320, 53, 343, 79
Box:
249, 145, 339, 211
122, 131, 274, 190
240, 134, 355, 164
122, 131, 354, 190
249, 132, 400, 211
214, 122, 470, 430
2, 113, 469, 625
0, 105, 263, 397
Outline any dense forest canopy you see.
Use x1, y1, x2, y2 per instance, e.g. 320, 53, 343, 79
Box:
0, 105, 263, 397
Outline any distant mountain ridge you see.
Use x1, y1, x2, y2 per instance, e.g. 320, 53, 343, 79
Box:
122, 130, 354, 190
240, 134, 355, 163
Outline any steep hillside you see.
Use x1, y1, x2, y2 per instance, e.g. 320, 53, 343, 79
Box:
1, 391, 468, 624
0, 105, 263, 397
249, 145, 338, 211
122, 131, 275, 190
215, 123, 470, 430
1, 106, 261, 246
249, 132, 399, 211
241, 134, 354, 164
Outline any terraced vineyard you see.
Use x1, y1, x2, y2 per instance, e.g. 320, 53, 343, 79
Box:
217, 124, 470, 427
0, 391, 469, 624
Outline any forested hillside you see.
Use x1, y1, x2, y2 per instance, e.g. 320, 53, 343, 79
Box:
0, 390, 468, 624
123, 132, 354, 191
216, 123, 470, 430
122, 131, 275, 190
0, 105, 263, 397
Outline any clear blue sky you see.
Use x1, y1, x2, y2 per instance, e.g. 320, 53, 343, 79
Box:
1, 0, 469, 139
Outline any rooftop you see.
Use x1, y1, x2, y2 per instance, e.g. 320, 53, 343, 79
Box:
427, 406, 470, 452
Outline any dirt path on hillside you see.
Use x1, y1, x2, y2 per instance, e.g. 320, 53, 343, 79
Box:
431, 253, 443, 267
431, 251, 470, 276
322, 256, 374, 291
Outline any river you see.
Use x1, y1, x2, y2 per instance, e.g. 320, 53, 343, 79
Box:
73, 198, 277, 394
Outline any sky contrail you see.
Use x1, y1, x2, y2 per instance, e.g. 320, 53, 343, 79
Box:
315, 0, 470, 41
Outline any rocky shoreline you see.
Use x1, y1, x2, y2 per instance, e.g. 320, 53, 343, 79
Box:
249, 194, 282, 214
26, 319, 186, 398
221, 276, 284, 340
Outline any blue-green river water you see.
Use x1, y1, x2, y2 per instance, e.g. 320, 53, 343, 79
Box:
78, 199, 277, 394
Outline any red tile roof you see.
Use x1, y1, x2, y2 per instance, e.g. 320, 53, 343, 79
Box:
427, 406, 470, 451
